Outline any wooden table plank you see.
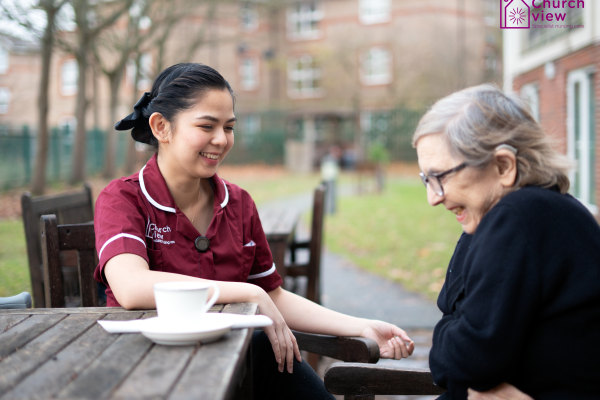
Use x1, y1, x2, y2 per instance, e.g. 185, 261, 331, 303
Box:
0, 313, 99, 396
2, 312, 143, 400
0, 314, 28, 334
0, 314, 64, 359
169, 328, 251, 400
56, 327, 154, 399
169, 302, 257, 400
111, 344, 196, 399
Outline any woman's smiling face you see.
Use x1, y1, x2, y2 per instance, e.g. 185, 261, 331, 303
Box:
158, 88, 235, 179
416, 133, 506, 234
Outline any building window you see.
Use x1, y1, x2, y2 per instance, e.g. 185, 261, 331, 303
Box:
240, 3, 259, 32
61, 59, 78, 96
287, 2, 322, 40
520, 83, 540, 121
0, 45, 8, 74
240, 57, 259, 91
287, 55, 323, 98
360, 47, 392, 85
0, 88, 10, 114
240, 114, 261, 143
359, 0, 390, 24
567, 68, 596, 212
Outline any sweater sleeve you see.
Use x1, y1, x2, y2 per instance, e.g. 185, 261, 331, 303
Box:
429, 201, 541, 393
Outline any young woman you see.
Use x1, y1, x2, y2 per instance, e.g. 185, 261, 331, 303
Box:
93, 63, 414, 399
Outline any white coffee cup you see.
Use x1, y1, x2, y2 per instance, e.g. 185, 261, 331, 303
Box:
153, 281, 220, 321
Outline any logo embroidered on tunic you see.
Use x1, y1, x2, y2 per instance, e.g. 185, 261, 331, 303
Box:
145, 219, 175, 245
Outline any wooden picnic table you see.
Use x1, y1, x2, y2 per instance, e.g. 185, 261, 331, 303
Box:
259, 206, 301, 280
0, 303, 257, 400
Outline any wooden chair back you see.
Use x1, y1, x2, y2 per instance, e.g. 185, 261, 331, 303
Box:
21, 184, 94, 307
286, 184, 326, 304
40, 214, 98, 308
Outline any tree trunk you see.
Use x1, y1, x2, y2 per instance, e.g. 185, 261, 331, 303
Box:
103, 70, 123, 178
70, 47, 88, 184
31, 4, 58, 195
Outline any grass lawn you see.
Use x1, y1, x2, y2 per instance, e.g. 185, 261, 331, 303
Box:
0, 167, 461, 301
0, 219, 30, 297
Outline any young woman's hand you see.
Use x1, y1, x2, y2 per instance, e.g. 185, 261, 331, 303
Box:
361, 320, 414, 359
253, 288, 302, 373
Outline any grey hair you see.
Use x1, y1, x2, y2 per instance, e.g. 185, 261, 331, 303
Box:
412, 84, 572, 193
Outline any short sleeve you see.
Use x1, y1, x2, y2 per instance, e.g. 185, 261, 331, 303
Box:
93, 180, 149, 284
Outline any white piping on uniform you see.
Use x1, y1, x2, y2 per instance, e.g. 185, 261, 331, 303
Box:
220, 179, 229, 208
248, 263, 276, 280
99, 233, 146, 259
139, 164, 176, 213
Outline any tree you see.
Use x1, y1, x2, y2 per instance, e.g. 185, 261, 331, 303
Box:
62, 0, 133, 184
0, 0, 70, 195
95, 0, 207, 177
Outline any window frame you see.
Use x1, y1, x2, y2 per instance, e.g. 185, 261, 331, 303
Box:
567, 67, 597, 212
360, 46, 392, 86
358, 0, 391, 25
287, 55, 323, 98
286, 2, 323, 40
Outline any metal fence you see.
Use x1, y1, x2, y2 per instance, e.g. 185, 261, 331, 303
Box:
0, 125, 128, 190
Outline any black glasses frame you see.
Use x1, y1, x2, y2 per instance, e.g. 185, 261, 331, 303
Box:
419, 162, 468, 196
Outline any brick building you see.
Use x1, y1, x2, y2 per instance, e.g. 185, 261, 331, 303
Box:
503, 1, 599, 217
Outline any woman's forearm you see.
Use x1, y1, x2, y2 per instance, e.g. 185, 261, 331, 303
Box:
268, 287, 369, 336
104, 253, 263, 309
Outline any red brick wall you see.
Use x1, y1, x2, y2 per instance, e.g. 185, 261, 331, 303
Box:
513, 43, 600, 217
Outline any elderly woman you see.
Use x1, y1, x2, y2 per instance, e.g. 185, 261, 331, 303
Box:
413, 84, 600, 399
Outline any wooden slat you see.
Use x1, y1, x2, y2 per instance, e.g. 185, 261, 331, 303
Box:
57, 222, 95, 250
0, 314, 64, 358
169, 328, 252, 400
0, 307, 136, 315
41, 215, 65, 307
293, 331, 379, 363
56, 324, 153, 398
2, 312, 142, 400
111, 344, 196, 399
0, 314, 29, 333
324, 362, 445, 396
0, 313, 99, 396
78, 249, 98, 306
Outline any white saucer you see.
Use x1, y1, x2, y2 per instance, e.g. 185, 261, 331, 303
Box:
140, 317, 232, 346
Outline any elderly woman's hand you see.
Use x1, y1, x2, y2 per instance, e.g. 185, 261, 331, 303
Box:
361, 320, 414, 359
468, 383, 534, 400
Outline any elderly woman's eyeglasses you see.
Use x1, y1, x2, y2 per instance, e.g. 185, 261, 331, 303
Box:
419, 162, 468, 197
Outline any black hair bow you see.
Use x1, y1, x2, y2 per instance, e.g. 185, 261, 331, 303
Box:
114, 92, 155, 144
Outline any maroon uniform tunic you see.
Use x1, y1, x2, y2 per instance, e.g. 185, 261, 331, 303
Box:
93, 154, 282, 307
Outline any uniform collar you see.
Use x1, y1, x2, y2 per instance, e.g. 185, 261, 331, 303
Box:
138, 154, 229, 213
